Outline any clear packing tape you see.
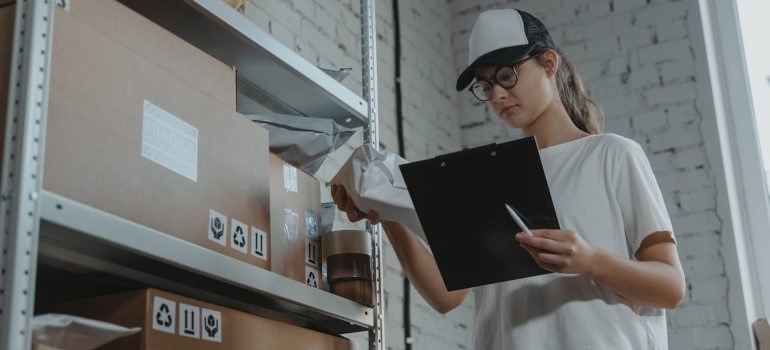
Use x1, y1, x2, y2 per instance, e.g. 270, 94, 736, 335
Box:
32, 314, 140, 350
330, 145, 427, 242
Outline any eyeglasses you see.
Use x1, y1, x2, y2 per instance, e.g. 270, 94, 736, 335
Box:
469, 54, 542, 101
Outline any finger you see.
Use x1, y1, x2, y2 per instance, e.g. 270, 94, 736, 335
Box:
535, 253, 566, 266
517, 233, 571, 254
369, 210, 380, 225
344, 197, 366, 222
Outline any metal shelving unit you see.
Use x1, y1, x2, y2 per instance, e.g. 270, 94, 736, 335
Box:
0, 0, 383, 349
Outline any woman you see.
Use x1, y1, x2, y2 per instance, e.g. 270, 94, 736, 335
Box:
332, 8, 685, 349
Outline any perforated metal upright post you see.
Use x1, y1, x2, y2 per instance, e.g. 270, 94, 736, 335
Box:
360, 0, 384, 349
0, 1, 56, 349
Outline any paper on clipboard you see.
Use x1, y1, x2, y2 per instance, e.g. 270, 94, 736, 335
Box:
330, 145, 428, 242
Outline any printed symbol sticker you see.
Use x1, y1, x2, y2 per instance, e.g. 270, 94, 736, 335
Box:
230, 218, 248, 254
252, 227, 268, 261
305, 266, 319, 289
201, 308, 222, 342
152, 296, 176, 334
208, 209, 227, 246
179, 303, 200, 339
306, 238, 319, 267
305, 211, 318, 238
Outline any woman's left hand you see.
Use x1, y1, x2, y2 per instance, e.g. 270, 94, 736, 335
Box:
515, 229, 597, 275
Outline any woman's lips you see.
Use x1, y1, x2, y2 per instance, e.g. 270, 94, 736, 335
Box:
501, 105, 516, 114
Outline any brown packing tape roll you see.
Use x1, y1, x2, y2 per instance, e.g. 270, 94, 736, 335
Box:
330, 280, 374, 307
327, 253, 372, 281
321, 230, 371, 260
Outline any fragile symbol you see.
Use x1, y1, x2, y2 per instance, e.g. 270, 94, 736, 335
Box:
233, 226, 246, 248
210, 217, 224, 240
204, 314, 219, 338
156, 304, 172, 328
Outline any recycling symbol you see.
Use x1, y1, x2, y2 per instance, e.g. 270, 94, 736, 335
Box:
155, 303, 173, 328
306, 271, 318, 288
233, 226, 246, 248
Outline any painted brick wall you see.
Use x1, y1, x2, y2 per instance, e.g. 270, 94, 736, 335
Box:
450, 0, 738, 349
242, 1, 467, 349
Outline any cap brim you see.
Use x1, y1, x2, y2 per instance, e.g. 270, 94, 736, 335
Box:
455, 43, 537, 91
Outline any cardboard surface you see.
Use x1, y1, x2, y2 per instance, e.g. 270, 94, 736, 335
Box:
43, 0, 270, 269
269, 153, 322, 287
756, 318, 770, 349
32, 344, 67, 350
46, 288, 354, 350
65, 0, 235, 107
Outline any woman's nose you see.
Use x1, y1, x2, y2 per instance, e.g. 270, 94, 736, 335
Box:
490, 83, 508, 101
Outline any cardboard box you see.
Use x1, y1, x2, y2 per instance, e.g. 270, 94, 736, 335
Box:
40, 0, 270, 269
45, 288, 354, 350
756, 318, 770, 349
32, 344, 66, 350
269, 153, 322, 288
222, 0, 245, 13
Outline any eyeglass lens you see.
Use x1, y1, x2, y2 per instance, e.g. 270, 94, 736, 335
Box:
471, 66, 518, 101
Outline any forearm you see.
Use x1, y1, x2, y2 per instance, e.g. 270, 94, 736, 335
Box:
381, 221, 470, 313
588, 248, 685, 309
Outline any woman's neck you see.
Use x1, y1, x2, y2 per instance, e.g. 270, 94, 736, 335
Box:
522, 103, 584, 149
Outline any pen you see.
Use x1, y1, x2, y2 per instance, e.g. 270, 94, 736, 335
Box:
505, 204, 533, 236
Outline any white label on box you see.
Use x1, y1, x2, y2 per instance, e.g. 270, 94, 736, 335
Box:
208, 209, 227, 246
142, 100, 198, 182
230, 218, 248, 254
283, 208, 299, 241
305, 211, 318, 238
283, 164, 298, 193
179, 303, 201, 339
201, 308, 222, 342
152, 296, 176, 334
305, 238, 319, 267
305, 266, 320, 289
251, 227, 268, 261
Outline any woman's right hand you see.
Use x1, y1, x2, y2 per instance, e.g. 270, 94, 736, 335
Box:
330, 184, 381, 224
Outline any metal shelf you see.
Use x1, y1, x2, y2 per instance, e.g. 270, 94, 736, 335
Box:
1, 1, 383, 348
38, 191, 374, 334
116, 0, 369, 129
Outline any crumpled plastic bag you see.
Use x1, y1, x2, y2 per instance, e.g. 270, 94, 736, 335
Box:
330, 145, 427, 242
248, 113, 356, 174
32, 314, 141, 350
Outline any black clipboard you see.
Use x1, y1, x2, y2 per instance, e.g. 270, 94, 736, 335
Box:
399, 136, 559, 291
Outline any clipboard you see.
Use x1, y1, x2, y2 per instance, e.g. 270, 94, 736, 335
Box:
399, 136, 559, 291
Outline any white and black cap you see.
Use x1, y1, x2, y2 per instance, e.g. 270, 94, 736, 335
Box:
456, 9, 556, 91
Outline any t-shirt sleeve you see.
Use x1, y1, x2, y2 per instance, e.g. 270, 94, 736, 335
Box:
613, 139, 675, 257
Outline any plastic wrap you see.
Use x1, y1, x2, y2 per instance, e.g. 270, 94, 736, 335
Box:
32, 314, 140, 350
330, 145, 427, 242
248, 113, 355, 174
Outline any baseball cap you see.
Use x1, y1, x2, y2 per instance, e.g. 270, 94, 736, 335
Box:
455, 9, 556, 91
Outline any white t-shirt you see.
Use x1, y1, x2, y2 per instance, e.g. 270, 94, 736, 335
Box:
473, 133, 675, 350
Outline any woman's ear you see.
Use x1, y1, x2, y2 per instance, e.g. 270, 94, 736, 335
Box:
541, 50, 559, 77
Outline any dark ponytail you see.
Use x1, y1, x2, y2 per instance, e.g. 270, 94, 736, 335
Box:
535, 48, 604, 134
